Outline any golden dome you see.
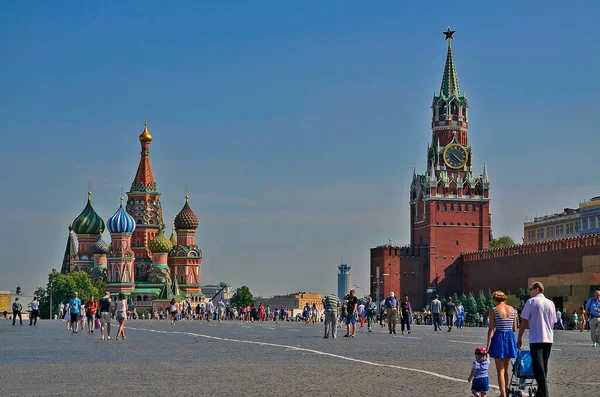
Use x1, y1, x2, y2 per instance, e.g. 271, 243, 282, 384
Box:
139, 123, 152, 143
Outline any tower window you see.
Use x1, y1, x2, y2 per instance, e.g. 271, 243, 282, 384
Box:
443, 203, 447, 212
457, 203, 461, 212
472, 204, 476, 212
456, 240, 459, 245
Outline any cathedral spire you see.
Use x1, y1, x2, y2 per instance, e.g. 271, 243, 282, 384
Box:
131, 123, 158, 192
440, 27, 460, 98
60, 224, 78, 274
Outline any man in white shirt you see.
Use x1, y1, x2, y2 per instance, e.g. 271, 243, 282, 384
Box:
517, 281, 556, 397
29, 297, 40, 326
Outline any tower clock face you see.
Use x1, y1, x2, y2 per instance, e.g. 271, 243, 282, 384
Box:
443, 143, 468, 169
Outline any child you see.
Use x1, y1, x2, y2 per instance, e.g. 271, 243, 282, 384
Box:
468, 346, 489, 397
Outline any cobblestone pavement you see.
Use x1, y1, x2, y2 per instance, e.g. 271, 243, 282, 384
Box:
0, 319, 597, 396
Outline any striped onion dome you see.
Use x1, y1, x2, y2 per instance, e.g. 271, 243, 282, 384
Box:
107, 198, 136, 234
73, 192, 105, 235
91, 236, 110, 255
148, 227, 173, 253
174, 196, 198, 230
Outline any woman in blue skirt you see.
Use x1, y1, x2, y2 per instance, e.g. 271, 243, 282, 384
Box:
485, 291, 518, 397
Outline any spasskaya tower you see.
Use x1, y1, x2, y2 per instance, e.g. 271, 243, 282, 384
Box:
409, 27, 491, 295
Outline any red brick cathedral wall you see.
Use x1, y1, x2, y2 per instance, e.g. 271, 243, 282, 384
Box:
462, 235, 600, 294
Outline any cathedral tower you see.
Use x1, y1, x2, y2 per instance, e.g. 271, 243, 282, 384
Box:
169, 195, 202, 294
106, 196, 136, 294
72, 192, 105, 273
409, 27, 491, 295
126, 123, 164, 281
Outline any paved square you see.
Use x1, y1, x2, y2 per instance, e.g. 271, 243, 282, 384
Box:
1, 319, 597, 396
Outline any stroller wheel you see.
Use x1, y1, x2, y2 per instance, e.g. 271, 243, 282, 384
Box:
516, 391, 523, 397
528, 389, 535, 397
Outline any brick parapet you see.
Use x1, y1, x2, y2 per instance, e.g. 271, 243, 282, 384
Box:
463, 234, 600, 262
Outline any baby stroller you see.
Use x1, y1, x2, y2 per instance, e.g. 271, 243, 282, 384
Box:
507, 350, 537, 397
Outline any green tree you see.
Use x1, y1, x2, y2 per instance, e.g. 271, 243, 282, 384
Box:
464, 292, 477, 323
476, 290, 487, 316
489, 235, 516, 249
486, 290, 495, 313
36, 270, 105, 319
452, 292, 460, 304
460, 293, 467, 305
230, 286, 254, 308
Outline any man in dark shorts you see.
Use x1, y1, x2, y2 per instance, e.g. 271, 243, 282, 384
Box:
68, 291, 82, 333
444, 296, 458, 332
344, 289, 358, 337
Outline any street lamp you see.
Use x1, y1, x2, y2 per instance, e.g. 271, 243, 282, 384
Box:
49, 280, 53, 321
353, 285, 366, 300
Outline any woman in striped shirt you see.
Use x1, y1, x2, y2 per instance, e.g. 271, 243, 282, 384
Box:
485, 291, 518, 397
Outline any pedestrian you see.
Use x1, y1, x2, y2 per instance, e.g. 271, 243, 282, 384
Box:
115, 292, 127, 340
430, 294, 442, 331
68, 291, 82, 333
64, 303, 71, 331
12, 297, 23, 326
357, 301, 365, 327
517, 281, 556, 397
58, 302, 64, 321
555, 309, 564, 330
400, 295, 413, 334
344, 289, 358, 337
485, 291, 518, 397
170, 298, 178, 326
584, 289, 600, 347
218, 300, 225, 322
384, 292, 399, 334
468, 346, 490, 397
99, 291, 111, 340
206, 300, 213, 322
456, 300, 465, 329
365, 297, 377, 332
445, 296, 458, 332
322, 293, 340, 339
29, 297, 40, 326
85, 295, 98, 333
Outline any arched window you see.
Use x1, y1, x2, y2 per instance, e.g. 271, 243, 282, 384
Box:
442, 203, 447, 212
472, 223, 475, 226
451, 101, 459, 115
457, 223, 461, 226
143, 295, 148, 301
457, 203, 461, 212
137, 295, 142, 301
443, 222, 447, 225
438, 101, 446, 120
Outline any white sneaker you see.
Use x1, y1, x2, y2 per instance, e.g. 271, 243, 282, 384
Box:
594, 342, 597, 347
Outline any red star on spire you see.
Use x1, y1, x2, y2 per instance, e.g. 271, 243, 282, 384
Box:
443, 26, 456, 40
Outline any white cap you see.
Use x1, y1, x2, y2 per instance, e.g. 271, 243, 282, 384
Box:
390, 292, 395, 297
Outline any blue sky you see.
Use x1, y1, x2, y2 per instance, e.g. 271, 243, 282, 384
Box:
1, 1, 598, 297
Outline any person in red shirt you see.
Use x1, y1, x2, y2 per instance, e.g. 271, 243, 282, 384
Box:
85, 295, 98, 334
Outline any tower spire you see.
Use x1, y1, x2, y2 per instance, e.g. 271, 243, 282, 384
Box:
482, 161, 490, 184
131, 122, 157, 192
440, 27, 460, 98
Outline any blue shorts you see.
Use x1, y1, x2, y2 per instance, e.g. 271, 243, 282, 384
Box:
471, 377, 489, 393
345, 313, 356, 325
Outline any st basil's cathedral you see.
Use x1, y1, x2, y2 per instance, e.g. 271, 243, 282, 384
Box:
60, 124, 203, 307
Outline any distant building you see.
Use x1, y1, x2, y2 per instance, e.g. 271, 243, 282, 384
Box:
338, 264, 352, 299
256, 292, 323, 311
523, 208, 580, 243
580, 197, 600, 235
200, 282, 232, 302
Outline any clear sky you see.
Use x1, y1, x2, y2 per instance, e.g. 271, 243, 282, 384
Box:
1, 1, 598, 298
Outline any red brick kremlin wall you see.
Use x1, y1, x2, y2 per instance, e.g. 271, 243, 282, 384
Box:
370, 245, 429, 309
462, 234, 600, 294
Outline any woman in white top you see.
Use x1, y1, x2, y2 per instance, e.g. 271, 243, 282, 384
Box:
115, 292, 127, 340
64, 303, 71, 331
170, 298, 178, 326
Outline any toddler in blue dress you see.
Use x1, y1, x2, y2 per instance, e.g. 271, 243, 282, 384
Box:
468, 346, 489, 397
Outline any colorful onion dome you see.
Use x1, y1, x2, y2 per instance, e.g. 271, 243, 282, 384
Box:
139, 122, 152, 143
169, 227, 177, 245
148, 227, 173, 253
148, 264, 172, 283
107, 197, 136, 234
174, 196, 198, 230
73, 192, 105, 235
91, 236, 110, 255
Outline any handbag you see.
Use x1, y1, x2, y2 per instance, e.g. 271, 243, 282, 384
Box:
95, 318, 101, 329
